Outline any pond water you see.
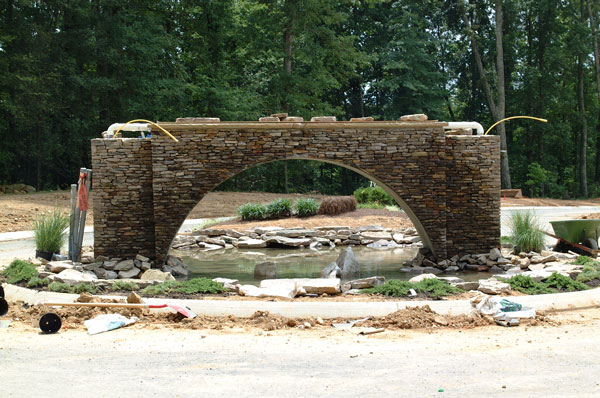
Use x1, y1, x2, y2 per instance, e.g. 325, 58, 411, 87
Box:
172, 246, 490, 286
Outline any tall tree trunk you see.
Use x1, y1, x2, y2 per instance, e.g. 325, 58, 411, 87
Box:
588, 1, 600, 182
282, 1, 296, 113
578, 0, 588, 196
460, 0, 511, 188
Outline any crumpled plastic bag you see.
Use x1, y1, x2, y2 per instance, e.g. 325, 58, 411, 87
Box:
84, 314, 138, 335
471, 292, 535, 326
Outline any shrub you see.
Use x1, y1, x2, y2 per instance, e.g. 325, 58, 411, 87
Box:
2, 260, 37, 284
294, 198, 319, 217
354, 186, 394, 206
544, 273, 588, 292
48, 282, 72, 293
318, 196, 357, 215
237, 203, 267, 221
573, 256, 598, 266
362, 279, 462, 299
27, 277, 49, 288
500, 274, 554, 295
33, 210, 69, 254
72, 283, 98, 294
140, 278, 224, 296
265, 198, 292, 219
506, 211, 545, 253
112, 281, 140, 291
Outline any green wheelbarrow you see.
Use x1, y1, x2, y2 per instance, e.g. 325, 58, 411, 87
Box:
546, 220, 600, 257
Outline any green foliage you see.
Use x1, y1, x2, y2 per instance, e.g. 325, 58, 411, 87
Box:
72, 283, 98, 294
544, 273, 588, 292
574, 257, 600, 283
112, 281, 140, 292
265, 199, 292, 219
500, 275, 555, 295
501, 273, 588, 294
525, 162, 549, 197
237, 203, 267, 221
48, 282, 73, 293
358, 202, 385, 209
353, 186, 395, 206
506, 211, 545, 253
2, 260, 37, 284
33, 211, 69, 254
363, 279, 462, 299
140, 278, 225, 296
27, 277, 50, 288
294, 198, 319, 217
572, 256, 598, 266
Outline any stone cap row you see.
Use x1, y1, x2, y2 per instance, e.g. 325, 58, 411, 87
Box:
173, 113, 434, 124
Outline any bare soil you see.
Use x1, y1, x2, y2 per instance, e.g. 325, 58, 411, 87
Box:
1, 189, 599, 234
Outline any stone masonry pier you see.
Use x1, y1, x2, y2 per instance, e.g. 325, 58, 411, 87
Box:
91, 119, 500, 262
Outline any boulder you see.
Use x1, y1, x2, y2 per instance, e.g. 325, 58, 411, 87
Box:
115, 260, 135, 271
519, 257, 531, 269
212, 277, 239, 291
321, 262, 341, 278
118, 267, 141, 279
253, 226, 284, 235
260, 278, 341, 295
530, 254, 558, 264
254, 262, 277, 278
488, 248, 502, 261
392, 233, 404, 244
478, 278, 511, 295
360, 231, 392, 241
104, 270, 118, 280
127, 292, 144, 304
409, 273, 438, 283
237, 239, 267, 249
238, 284, 299, 299
140, 269, 175, 282
528, 262, 546, 271
54, 269, 98, 285
346, 276, 385, 289
438, 276, 464, 284
47, 261, 74, 273
356, 225, 385, 232
453, 281, 480, 291
422, 267, 443, 275
336, 247, 360, 276
265, 236, 312, 247
166, 255, 189, 278
102, 261, 117, 270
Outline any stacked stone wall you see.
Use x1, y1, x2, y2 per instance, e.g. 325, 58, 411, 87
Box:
445, 135, 501, 256
91, 138, 155, 259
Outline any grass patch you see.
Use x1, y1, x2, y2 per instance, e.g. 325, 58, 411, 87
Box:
112, 281, 140, 291
27, 277, 49, 288
362, 279, 462, 299
2, 260, 37, 284
357, 202, 385, 209
33, 210, 69, 253
140, 278, 225, 296
48, 281, 73, 293
294, 198, 319, 217
506, 210, 545, 253
237, 202, 267, 221
574, 256, 600, 283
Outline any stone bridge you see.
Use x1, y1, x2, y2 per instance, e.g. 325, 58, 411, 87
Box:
91, 119, 500, 262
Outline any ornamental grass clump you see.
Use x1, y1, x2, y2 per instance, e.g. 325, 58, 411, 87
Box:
294, 198, 319, 217
237, 202, 267, 221
506, 211, 545, 253
265, 198, 292, 219
33, 210, 69, 254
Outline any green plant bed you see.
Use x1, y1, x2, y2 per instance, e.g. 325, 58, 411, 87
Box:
48, 281, 73, 293
2, 260, 37, 284
27, 277, 50, 288
112, 281, 140, 291
362, 279, 462, 299
237, 203, 267, 221
500, 273, 589, 294
265, 198, 292, 219
573, 256, 600, 284
140, 278, 225, 296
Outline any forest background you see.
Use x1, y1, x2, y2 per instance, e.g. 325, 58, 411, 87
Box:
1, 0, 600, 198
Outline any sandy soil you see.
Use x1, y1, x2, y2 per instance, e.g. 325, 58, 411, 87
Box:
2, 189, 599, 234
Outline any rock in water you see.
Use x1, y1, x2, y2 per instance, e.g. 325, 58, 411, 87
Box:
166, 255, 189, 278
254, 262, 277, 278
321, 262, 341, 278
336, 247, 360, 276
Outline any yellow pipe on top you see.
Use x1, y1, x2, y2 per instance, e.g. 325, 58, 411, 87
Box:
113, 119, 179, 142
485, 116, 548, 135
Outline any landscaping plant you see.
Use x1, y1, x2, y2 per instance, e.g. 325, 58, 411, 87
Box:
112, 281, 140, 291
354, 186, 395, 206
293, 198, 319, 217
265, 198, 292, 219
362, 279, 462, 299
33, 210, 69, 254
506, 211, 545, 253
140, 277, 225, 295
237, 202, 267, 221
500, 273, 588, 294
2, 260, 37, 284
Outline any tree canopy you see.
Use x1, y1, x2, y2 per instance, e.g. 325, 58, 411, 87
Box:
1, 0, 599, 198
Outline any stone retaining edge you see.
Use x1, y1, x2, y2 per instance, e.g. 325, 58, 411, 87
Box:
4, 283, 599, 319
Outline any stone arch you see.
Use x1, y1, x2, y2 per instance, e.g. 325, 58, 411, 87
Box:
167, 157, 434, 257
91, 120, 500, 263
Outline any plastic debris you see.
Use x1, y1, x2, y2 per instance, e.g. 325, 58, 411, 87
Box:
84, 314, 138, 335
0, 320, 11, 329
331, 317, 370, 330
471, 292, 535, 326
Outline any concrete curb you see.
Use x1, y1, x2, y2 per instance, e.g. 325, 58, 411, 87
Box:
4, 283, 599, 319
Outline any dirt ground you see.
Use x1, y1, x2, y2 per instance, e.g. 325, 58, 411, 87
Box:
2, 190, 600, 234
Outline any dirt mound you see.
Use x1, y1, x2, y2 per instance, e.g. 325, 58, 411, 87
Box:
362, 306, 493, 330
